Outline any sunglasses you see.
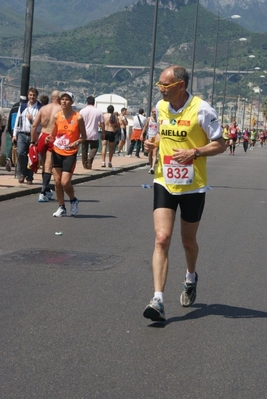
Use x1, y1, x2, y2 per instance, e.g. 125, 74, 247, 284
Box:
155, 80, 183, 89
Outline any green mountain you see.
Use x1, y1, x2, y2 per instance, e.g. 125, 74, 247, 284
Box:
0, 0, 267, 36
0, 1, 256, 66
0, 0, 135, 36
0, 0, 266, 109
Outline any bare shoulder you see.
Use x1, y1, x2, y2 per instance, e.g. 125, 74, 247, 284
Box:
54, 110, 61, 120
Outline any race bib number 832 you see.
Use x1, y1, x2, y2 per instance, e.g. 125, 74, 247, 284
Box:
163, 155, 194, 185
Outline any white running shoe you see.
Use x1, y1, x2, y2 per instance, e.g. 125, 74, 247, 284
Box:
53, 206, 67, 217
70, 199, 79, 216
143, 297, 166, 321
38, 193, 49, 202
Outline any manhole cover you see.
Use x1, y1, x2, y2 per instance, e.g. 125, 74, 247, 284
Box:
1, 249, 121, 271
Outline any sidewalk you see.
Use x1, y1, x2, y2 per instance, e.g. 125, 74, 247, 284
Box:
0, 153, 149, 202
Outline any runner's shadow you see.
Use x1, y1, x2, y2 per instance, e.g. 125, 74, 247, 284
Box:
147, 303, 267, 328
72, 214, 117, 219
76, 199, 99, 203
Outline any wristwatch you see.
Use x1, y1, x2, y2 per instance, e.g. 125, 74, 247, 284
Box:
194, 148, 200, 159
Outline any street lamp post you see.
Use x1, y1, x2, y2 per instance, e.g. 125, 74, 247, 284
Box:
211, 14, 241, 108
221, 37, 247, 125
240, 55, 255, 129
256, 75, 265, 132
221, 36, 231, 125
249, 66, 260, 131
241, 98, 247, 132
190, 0, 199, 93
233, 38, 248, 123
147, 0, 159, 118
211, 12, 220, 107
20, 0, 35, 102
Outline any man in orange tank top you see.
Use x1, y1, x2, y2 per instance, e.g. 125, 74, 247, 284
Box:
46, 91, 86, 217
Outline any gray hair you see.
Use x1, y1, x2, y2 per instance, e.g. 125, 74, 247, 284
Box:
172, 66, 189, 89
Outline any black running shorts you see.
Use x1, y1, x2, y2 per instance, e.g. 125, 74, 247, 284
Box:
153, 183, 205, 223
52, 151, 77, 173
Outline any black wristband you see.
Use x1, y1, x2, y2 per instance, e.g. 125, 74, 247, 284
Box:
30, 141, 35, 144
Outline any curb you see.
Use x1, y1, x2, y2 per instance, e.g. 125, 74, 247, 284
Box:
0, 161, 148, 202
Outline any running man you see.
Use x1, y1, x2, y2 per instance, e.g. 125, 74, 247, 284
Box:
143, 65, 225, 322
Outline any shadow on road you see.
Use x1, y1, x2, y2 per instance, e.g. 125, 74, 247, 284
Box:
147, 303, 267, 328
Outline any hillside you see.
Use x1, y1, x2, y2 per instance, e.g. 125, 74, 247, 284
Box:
0, 0, 267, 37
0, 0, 266, 110
0, 1, 249, 66
0, 0, 135, 36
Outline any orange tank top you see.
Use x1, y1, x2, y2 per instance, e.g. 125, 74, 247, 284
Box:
53, 111, 80, 156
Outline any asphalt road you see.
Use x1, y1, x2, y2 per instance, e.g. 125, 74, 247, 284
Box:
1, 145, 267, 399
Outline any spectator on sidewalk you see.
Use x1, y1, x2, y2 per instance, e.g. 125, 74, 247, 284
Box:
40, 95, 49, 105
102, 105, 119, 168
12, 88, 42, 184
6, 102, 20, 170
126, 108, 146, 158
79, 96, 105, 169
116, 107, 128, 156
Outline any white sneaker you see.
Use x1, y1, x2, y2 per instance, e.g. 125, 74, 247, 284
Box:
101, 162, 106, 167
70, 199, 79, 216
38, 193, 49, 202
53, 206, 67, 217
143, 297, 166, 321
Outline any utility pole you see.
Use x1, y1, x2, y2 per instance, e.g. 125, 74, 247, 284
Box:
20, 0, 35, 102
190, 0, 199, 93
147, 0, 159, 117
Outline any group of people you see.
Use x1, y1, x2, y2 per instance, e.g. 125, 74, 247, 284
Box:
5, 90, 138, 215
125, 107, 158, 174
8, 88, 86, 216
222, 122, 265, 154
80, 99, 128, 169
4, 87, 160, 218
